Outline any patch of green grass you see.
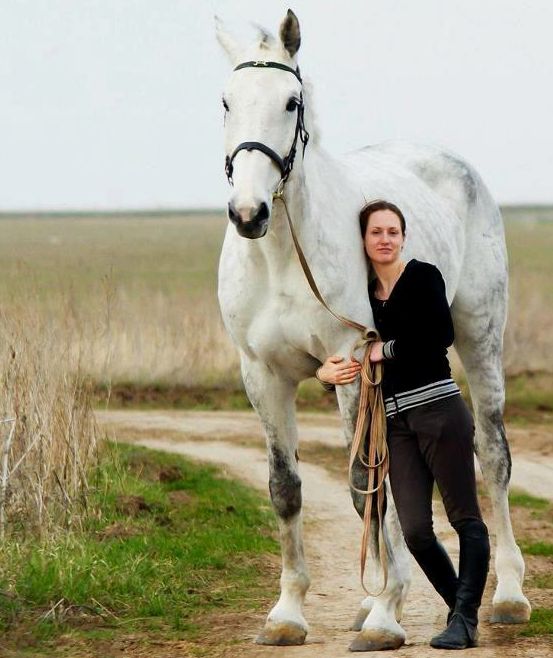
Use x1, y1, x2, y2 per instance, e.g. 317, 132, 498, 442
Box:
96, 380, 341, 412
95, 382, 252, 411
518, 540, 553, 556
505, 373, 553, 418
0, 442, 278, 648
518, 607, 553, 636
530, 574, 553, 589
509, 489, 550, 510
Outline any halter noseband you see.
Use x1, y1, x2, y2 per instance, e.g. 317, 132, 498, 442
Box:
224, 60, 310, 191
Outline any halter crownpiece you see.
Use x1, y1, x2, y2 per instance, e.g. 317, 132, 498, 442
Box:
233, 60, 303, 83
224, 60, 310, 190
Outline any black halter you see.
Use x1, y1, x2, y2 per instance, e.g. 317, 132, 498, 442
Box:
224, 61, 310, 189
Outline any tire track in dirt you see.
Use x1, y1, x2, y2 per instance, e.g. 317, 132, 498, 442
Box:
98, 410, 553, 657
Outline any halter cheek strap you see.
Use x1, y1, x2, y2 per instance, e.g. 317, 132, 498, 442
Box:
224, 60, 310, 189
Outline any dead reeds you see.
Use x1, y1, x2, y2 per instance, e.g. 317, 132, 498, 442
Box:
0, 304, 98, 537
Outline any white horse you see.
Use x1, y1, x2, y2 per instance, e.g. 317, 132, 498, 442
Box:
216, 9, 530, 651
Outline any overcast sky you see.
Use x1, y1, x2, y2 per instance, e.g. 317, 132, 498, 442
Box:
1, 0, 552, 210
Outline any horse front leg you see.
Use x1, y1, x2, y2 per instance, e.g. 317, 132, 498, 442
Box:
336, 384, 411, 651
455, 316, 531, 624
241, 356, 310, 646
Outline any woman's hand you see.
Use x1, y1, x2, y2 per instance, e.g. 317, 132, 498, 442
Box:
317, 355, 362, 385
369, 341, 384, 363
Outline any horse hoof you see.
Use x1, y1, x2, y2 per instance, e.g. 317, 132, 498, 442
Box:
255, 621, 307, 646
350, 607, 370, 631
349, 629, 405, 652
491, 600, 531, 624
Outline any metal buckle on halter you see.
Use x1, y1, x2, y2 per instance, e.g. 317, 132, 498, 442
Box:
273, 179, 285, 200
254, 61, 268, 66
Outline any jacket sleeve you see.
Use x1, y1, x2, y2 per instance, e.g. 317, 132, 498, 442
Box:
382, 264, 454, 361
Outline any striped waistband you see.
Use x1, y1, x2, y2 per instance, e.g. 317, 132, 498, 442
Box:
384, 379, 460, 417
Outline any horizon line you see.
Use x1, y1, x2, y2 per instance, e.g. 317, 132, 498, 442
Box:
0, 203, 552, 217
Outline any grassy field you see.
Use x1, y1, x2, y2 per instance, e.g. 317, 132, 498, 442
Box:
0, 442, 278, 656
0, 206, 551, 395
0, 211, 235, 389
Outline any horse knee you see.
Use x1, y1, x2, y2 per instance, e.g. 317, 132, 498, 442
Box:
477, 409, 511, 488
269, 470, 302, 519
268, 445, 302, 520
349, 460, 369, 520
350, 488, 366, 520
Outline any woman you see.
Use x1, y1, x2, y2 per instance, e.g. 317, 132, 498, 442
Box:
316, 200, 490, 650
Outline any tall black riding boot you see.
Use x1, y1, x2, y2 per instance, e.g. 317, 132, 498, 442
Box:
430, 519, 490, 650
410, 537, 458, 613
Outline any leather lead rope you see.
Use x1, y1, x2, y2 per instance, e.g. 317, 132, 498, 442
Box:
272, 190, 390, 596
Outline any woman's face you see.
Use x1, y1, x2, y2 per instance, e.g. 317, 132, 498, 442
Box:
364, 209, 405, 265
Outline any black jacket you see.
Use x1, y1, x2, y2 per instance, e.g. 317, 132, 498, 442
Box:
368, 259, 455, 399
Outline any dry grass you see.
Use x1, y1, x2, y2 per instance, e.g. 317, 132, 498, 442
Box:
503, 273, 552, 375
0, 304, 98, 536
503, 210, 553, 375
0, 213, 241, 392
63, 286, 239, 389
0, 208, 550, 396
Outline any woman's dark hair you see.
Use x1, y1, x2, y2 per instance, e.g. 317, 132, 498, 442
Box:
359, 200, 407, 238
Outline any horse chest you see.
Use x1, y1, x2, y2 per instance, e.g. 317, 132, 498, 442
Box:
220, 271, 321, 362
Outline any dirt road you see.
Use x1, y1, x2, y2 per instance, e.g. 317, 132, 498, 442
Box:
99, 410, 553, 657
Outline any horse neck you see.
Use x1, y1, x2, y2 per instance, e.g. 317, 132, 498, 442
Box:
240, 142, 372, 326
261, 144, 348, 264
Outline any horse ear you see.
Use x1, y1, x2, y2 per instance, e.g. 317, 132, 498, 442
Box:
279, 9, 301, 58
215, 15, 241, 64
251, 23, 276, 50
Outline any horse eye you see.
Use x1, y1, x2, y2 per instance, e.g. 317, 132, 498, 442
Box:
222, 98, 229, 112
286, 98, 298, 112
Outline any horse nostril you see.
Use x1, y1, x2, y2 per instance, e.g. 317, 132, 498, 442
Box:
253, 202, 269, 223
228, 201, 241, 226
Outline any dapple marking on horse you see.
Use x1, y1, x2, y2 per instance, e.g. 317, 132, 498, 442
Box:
216, 9, 530, 651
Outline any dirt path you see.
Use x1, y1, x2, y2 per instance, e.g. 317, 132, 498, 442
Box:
98, 410, 553, 657
100, 410, 553, 501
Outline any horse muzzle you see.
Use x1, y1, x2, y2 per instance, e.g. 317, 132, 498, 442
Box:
228, 200, 270, 239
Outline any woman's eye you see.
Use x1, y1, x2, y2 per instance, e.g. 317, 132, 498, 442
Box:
286, 98, 298, 112
222, 98, 229, 112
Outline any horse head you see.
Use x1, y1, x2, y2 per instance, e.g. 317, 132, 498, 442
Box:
216, 10, 309, 239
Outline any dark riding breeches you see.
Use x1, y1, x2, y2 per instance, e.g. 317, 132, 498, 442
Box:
386, 395, 483, 552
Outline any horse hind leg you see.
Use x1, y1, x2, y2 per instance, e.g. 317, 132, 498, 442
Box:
454, 314, 531, 624
241, 357, 310, 646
